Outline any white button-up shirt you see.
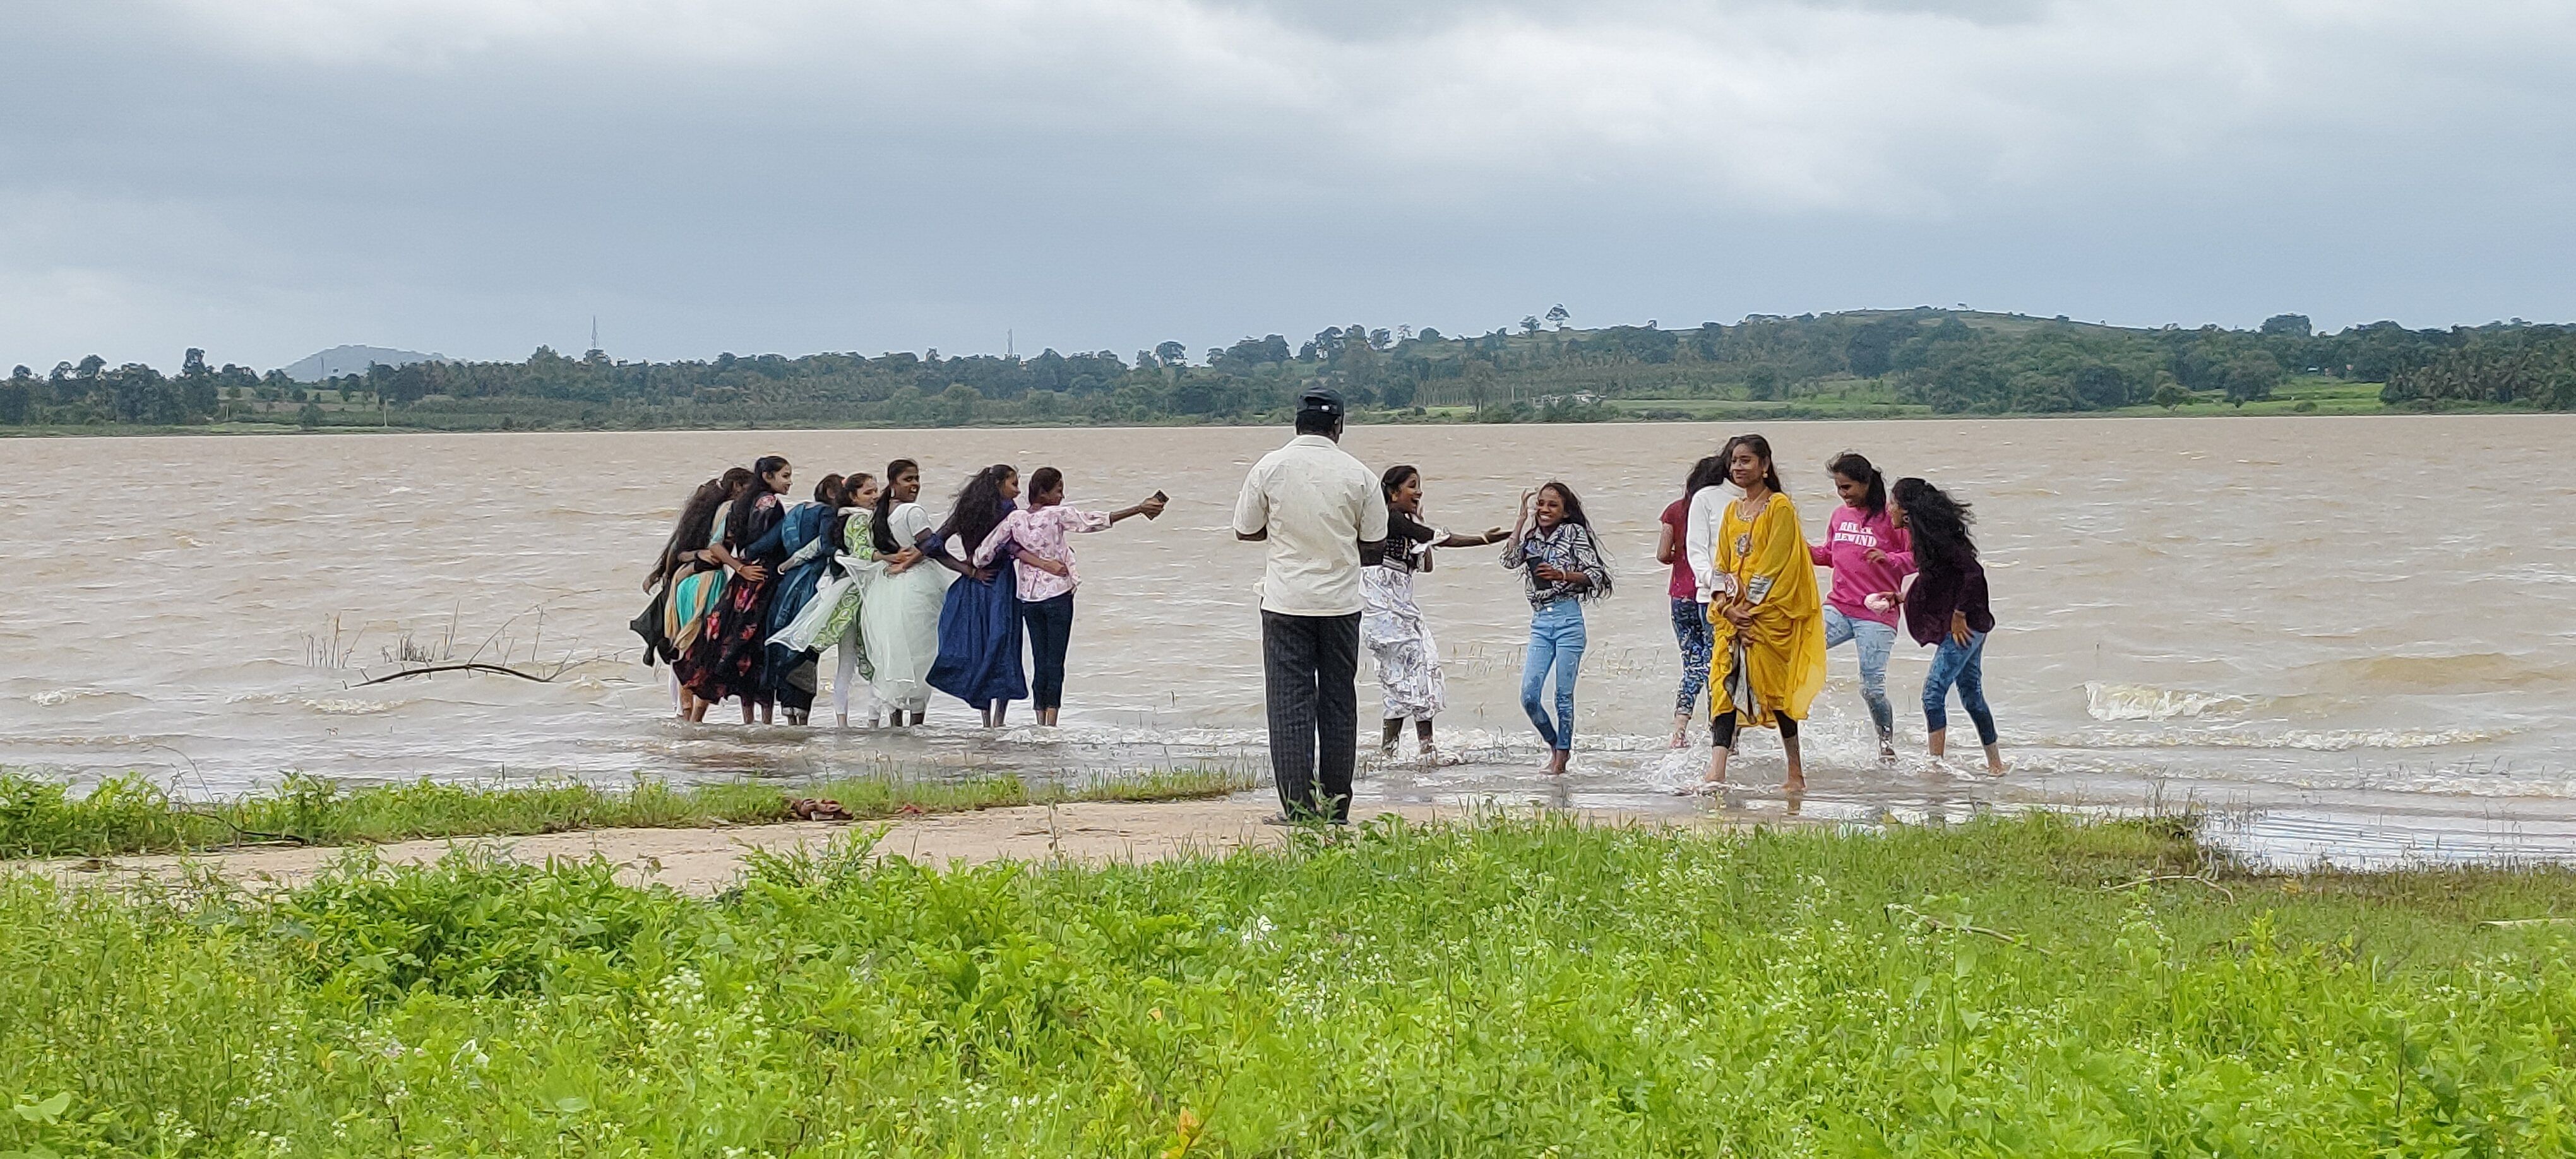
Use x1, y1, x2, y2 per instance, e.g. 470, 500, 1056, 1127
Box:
1231, 434, 1388, 616
1683, 484, 1743, 605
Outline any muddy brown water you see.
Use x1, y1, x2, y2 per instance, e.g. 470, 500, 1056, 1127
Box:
6, 416, 2572, 867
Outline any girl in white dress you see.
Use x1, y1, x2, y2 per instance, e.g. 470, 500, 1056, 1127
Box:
861, 459, 951, 725
770, 472, 910, 727
1363, 465, 1506, 759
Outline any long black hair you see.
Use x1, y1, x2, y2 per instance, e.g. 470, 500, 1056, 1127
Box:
1721, 433, 1784, 493
872, 458, 918, 555
1827, 450, 1888, 516
1683, 454, 1726, 499
938, 464, 1018, 556
650, 473, 731, 586
1536, 479, 1613, 598
726, 455, 789, 547
1892, 477, 1976, 574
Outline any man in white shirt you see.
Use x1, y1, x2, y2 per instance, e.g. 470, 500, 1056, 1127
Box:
1232, 386, 1388, 824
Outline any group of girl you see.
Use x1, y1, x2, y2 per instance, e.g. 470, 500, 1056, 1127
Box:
636, 456, 1163, 729
1672, 434, 2001, 790
1362, 434, 2000, 787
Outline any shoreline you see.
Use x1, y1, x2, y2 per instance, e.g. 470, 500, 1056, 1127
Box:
0, 768, 1254, 862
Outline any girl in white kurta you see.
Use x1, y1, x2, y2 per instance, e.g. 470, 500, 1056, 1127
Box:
770, 473, 902, 727
1364, 465, 1506, 759
861, 460, 951, 723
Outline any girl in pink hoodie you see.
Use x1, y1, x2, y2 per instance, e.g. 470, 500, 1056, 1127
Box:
1810, 452, 1912, 758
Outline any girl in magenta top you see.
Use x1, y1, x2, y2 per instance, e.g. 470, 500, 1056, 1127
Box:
1655, 455, 1731, 747
1808, 452, 1912, 758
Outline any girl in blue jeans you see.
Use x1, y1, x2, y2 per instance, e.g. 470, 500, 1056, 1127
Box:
1888, 478, 2004, 775
1503, 481, 1613, 775
1812, 451, 1910, 761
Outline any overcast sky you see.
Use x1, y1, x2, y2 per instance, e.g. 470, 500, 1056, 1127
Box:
6, 0, 2573, 372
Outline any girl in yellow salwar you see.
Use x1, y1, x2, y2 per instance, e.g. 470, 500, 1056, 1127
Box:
1689, 434, 1827, 792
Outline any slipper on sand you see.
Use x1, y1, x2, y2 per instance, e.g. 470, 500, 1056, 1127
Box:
786, 797, 855, 821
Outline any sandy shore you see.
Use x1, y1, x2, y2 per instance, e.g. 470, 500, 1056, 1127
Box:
16, 798, 1741, 896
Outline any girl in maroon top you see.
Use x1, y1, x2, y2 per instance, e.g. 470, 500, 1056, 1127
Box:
1888, 477, 2002, 775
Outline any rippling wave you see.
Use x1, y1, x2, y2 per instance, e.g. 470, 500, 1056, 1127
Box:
2082, 682, 2255, 722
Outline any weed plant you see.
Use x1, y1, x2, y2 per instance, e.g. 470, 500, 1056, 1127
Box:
6, 813, 2576, 1155
0, 768, 1251, 859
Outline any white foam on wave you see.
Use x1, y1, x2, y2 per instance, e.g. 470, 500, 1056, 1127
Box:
224, 691, 403, 715
2084, 681, 2255, 722
2027, 726, 2508, 752
27, 687, 136, 707
305, 698, 397, 716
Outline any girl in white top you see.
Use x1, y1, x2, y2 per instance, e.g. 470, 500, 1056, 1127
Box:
861, 459, 951, 723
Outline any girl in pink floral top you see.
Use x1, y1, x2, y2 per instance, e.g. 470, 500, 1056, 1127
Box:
972, 467, 1167, 725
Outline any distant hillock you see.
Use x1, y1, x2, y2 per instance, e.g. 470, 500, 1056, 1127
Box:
282, 345, 445, 383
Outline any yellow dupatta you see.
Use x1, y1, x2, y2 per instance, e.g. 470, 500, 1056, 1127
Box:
1708, 492, 1827, 726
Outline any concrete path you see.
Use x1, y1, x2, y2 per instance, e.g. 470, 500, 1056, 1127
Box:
16, 798, 1730, 896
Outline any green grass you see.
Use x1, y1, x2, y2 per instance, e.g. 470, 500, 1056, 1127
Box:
0, 768, 1255, 860
2105, 377, 2394, 418
8, 813, 2576, 1155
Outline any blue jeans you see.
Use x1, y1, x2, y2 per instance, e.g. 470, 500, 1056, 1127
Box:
1823, 607, 1897, 744
1922, 629, 1998, 747
1520, 599, 1587, 751
1020, 593, 1076, 711
1670, 597, 1713, 715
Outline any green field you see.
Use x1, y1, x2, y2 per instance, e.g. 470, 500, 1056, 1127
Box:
8, 813, 2576, 1155
2101, 377, 2392, 418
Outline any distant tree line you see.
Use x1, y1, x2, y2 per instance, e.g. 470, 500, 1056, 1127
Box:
9, 310, 2575, 431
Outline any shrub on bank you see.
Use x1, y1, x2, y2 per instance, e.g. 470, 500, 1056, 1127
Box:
6, 814, 2576, 1155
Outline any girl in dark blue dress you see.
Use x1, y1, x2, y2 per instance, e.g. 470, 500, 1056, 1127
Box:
922, 465, 1030, 727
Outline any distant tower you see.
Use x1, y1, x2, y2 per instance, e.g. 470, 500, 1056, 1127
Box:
1007, 329, 1015, 359
586, 316, 603, 362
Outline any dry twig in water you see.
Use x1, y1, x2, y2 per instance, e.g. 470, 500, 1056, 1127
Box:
356, 662, 558, 686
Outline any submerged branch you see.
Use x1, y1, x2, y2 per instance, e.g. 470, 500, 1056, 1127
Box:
355, 662, 558, 686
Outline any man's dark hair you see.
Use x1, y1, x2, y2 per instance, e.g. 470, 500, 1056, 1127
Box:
1294, 409, 1340, 436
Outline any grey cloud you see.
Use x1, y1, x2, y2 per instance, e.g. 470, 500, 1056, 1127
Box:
4, 0, 2573, 373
